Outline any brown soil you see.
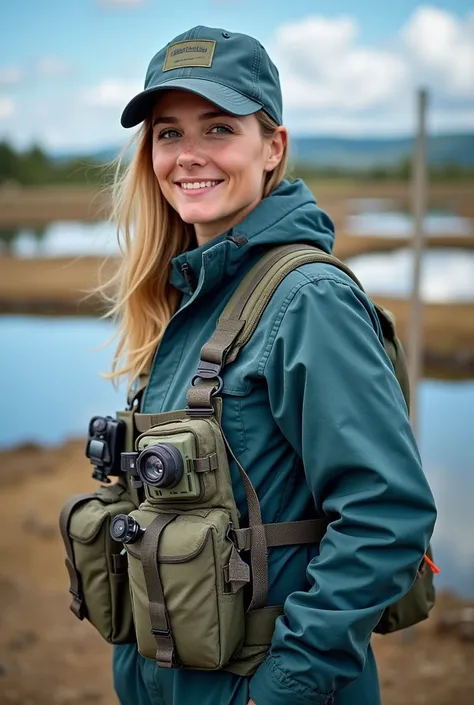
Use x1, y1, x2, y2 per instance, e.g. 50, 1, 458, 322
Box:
0, 442, 473, 705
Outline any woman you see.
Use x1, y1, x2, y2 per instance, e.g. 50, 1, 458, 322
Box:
109, 25, 436, 705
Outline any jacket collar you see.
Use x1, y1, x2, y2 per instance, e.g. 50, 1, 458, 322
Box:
170, 179, 335, 297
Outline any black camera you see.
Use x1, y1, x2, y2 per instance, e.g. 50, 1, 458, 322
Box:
86, 415, 125, 483
122, 444, 184, 490
110, 514, 144, 544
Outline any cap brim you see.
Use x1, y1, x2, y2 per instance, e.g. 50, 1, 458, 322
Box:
120, 78, 263, 128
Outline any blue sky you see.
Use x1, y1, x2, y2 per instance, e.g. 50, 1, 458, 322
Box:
0, 1, 473, 151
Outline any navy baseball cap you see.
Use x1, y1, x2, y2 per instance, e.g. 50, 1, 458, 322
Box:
121, 26, 283, 128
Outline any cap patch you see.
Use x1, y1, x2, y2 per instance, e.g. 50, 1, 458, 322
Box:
162, 40, 216, 72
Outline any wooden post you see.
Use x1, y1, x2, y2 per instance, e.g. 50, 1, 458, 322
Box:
408, 89, 428, 437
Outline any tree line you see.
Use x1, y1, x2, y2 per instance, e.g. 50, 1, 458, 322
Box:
0, 142, 109, 186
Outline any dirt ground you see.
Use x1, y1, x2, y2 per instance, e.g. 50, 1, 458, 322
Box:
0, 441, 473, 705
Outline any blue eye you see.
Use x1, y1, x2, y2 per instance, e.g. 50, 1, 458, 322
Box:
209, 124, 233, 134
159, 129, 181, 140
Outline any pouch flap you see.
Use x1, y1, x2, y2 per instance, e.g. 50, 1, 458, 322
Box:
69, 499, 110, 543
158, 514, 212, 561
130, 509, 224, 562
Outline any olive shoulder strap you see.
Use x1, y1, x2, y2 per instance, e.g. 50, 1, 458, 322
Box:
187, 243, 364, 400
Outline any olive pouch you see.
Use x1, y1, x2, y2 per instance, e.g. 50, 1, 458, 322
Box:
126, 507, 246, 668
124, 412, 248, 669
59, 482, 136, 644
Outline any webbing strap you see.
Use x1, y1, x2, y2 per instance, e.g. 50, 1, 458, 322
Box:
223, 546, 251, 593
224, 245, 364, 366
194, 454, 218, 473
59, 493, 97, 620
186, 378, 220, 409
126, 372, 149, 409
198, 318, 246, 366
141, 512, 179, 668
233, 518, 328, 552
186, 245, 363, 410
134, 410, 190, 433
219, 422, 268, 611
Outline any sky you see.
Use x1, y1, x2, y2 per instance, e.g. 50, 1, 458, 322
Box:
0, 0, 473, 152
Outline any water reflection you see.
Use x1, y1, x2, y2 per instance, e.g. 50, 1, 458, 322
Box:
1, 202, 473, 260
346, 198, 473, 237
347, 248, 474, 301
0, 314, 472, 596
0, 221, 119, 257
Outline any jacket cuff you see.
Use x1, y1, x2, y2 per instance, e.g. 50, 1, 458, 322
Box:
249, 657, 334, 705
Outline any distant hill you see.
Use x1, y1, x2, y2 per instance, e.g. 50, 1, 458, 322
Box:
53, 133, 474, 171
289, 134, 474, 169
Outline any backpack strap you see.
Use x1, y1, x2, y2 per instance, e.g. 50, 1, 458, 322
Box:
185, 245, 356, 609
186, 244, 363, 410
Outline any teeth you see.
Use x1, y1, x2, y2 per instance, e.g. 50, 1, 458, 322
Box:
180, 181, 220, 190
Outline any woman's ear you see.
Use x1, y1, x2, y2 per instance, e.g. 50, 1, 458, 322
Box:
264, 126, 288, 172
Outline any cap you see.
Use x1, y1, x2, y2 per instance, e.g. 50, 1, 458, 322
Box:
121, 26, 283, 128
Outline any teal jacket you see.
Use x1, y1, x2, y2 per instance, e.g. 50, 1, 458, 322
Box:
113, 179, 437, 705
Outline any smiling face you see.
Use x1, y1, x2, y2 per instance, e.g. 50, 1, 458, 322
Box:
151, 90, 286, 245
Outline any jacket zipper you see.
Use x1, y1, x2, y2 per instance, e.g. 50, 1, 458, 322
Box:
180, 262, 197, 294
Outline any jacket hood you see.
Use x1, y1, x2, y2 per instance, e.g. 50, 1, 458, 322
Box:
170, 178, 335, 296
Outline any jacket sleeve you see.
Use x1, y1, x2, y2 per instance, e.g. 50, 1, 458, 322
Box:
249, 273, 437, 705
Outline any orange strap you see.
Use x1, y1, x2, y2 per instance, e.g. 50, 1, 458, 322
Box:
424, 554, 440, 574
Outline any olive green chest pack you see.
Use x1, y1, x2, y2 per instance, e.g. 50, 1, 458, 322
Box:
59, 244, 436, 675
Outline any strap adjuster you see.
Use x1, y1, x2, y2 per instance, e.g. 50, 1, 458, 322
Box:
196, 360, 222, 378
68, 587, 82, 600
185, 406, 215, 418
151, 627, 171, 638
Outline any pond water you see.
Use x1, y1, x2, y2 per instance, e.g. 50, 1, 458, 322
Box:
0, 221, 120, 257
0, 313, 473, 598
347, 248, 474, 301
346, 198, 473, 238
0, 200, 472, 258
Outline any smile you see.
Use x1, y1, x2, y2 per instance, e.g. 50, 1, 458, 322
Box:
176, 180, 223, 191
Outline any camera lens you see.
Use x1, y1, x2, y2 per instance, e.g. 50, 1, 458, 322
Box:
110, 514, 143, 544
86, 438, 106, 461
136, 443, 184, 488
92, 417, 107, 434
143, 454, 164, 483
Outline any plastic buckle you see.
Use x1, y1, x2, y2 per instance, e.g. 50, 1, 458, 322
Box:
185, 406, 215, 418
191, 374, 223, 396
151, 628, 171, 638
69, 587, 82, 600
225, 522, 235, 543
196, 360, 222, 379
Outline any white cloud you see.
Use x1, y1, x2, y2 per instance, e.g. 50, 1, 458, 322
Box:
402, 6, 474, 97
81, 79, 141, 109
271, 6, 474, 135
1, 5, 473, 150
273, 16, 407, 112
0, 67, 23, 86
36, 57, 71, 78
0, 98, 15, 119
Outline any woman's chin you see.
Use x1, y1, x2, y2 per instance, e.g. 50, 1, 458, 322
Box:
177, 207, 222, 227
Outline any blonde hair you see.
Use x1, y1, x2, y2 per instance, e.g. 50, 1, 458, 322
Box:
100, 109, 288, 391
